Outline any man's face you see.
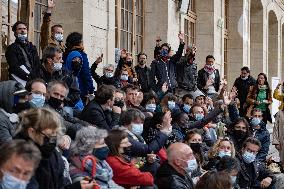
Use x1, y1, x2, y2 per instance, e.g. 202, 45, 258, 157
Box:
234, 121, 247, 132
28, 82, 47, 101
139, 55, 147, 63
15, 23, 27, 35
126, 89, 138, 105
242, 143, 260, 155
177, 146, 195, 170
53, 52, 63, 64
49, 84, 67, 101
252, 111, 263, 121
0, 154, 35, 181
114, 92, 125, 102
52, 27, 64, 37
241, 70, 249, 78
126, 55, 133, 62
183, 97, 194, 106
179, 113, 189, 126
206, 58, 214, 66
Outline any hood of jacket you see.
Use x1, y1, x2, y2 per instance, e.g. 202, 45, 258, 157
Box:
64, 51, 83, 74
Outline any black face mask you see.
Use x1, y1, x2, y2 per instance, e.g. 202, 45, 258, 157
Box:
72, 60, 82, 75
13, 102, 30, 113
126, 61, 132, 66
92, 146, 110, 160
122, 146, 132, 156
190, 143, 202, 153
233, 130, 247, 140
48, 96, 63, 109
114, 100, 124, 109
38, 135, 57, 158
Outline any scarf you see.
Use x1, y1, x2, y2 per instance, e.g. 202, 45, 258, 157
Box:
204, 64, 216, 74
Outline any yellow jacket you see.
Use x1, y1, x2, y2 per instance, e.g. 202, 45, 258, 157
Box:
273, 88, 284, 110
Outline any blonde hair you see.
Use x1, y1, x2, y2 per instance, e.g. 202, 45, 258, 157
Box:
17, 108, 63, 135
208, 138, 236, 158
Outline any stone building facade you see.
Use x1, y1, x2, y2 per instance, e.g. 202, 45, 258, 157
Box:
1, 0, 284, 88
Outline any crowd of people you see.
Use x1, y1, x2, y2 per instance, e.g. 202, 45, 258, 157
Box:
1, 1, 284, 189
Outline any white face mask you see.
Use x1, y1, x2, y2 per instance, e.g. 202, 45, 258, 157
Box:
1, 171, 29, 189
53, 63, 62, 71
54, 33, 64, 42
105, 72, 114, 78
184, 158, 198, 173
120, 75, 129, 81
131, 123, 144, 135
17, 33, 28, 42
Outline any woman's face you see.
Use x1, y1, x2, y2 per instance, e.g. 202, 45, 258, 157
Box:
234, 121, 247, 132
94, 138, 107, 149
218, 141, 232, 153
258, 75, 265, 85
188, 134, 202, 143
118, 137, 131, 154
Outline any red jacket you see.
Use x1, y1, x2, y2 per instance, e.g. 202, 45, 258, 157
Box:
106, 156, 154, 188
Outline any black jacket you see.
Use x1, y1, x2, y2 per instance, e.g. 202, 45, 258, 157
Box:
197, 68, 220, 94
90, 63, 116, 86
134, 65, 151, 92
176, 56, 198, 91
237, 154, 275, 189
155, 161, 194, 189
233, 76, 256, 104
80, 100, 120, 130
5, 39, 41, 81
14, 132, 68, 189
150, 43, 185, 91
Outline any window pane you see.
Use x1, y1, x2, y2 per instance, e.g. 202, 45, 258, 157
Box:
121, 0, 124, 8
1, 25, 9, 52
129, 12, 132, 31
128, 0, 132, 11
121, 10, 124, 29
2, 0, 9, 23
11, 0, 18, 25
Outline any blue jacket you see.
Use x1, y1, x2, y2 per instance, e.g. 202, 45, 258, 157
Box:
64, 50, 94, 97
252, 121, 270, 162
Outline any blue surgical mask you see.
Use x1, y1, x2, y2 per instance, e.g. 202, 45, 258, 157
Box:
17, 33, 27, 42
251, 117, 261, 127
231, 176, 237, 184
146, 103, 156, 112
242, 151, 256, 164
185, 158, 198, 173
183, 104, 191, 113
195, 113, 204, 121
93, 146, 110, 160
1, 171, 28, 189
54, 33, 64, 42
168, 101, 176, 110
30, 93, 45, 108
120, 75, 128, 81
218, 150, 231, 158
160, 49, 169, 57
131, 123, 144, 135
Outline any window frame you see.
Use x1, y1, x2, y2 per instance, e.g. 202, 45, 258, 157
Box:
183, 0, 197, 49
115, 0, 145, 57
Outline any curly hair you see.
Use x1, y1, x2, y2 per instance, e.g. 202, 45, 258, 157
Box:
208, 138, 236, 158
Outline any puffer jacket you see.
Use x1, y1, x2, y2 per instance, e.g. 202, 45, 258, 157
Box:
155, 161, 194, 189
197, 68, 220, 94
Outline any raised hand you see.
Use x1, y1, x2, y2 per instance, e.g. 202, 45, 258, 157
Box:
162, 82, 168, 93
95, 53, 103, 64
178, 32, 184, 43
47, 0, 55, 13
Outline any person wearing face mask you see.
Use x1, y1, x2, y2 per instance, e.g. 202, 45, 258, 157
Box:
134, 52, 152, 93
237, 137, 275, 189
215, 156, 241, 189
150, 32, 185, 93
91, 61, 117, 86
204, 138, 236, 171
5, 21, 41, 84
69, 126, 123, 189
115, 52, 138, 83
233, 67, 256, 116
141, 91, 159, 113
40, 0, 66, 53
155, 143, 195, 189
64, 32, 95, 105
115, 68, 133, 88
228, 118, 251, 152
13, 108, 71, 189
120, 109, 172, 158
197, 55, 220, 99
250, 109, 270, 162
25, 79, 47, 108
105, 129, 154, 188
156, 93, 180, 113
0, 140, 41, 189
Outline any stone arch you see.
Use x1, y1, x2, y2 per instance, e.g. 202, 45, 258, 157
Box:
250, 0, 263, 78
268, 10, 278, 82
